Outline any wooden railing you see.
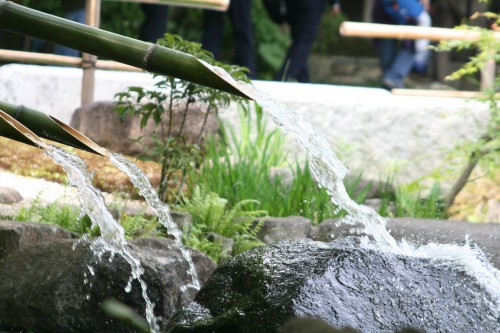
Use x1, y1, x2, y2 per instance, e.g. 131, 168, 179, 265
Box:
340, 21, 498, 96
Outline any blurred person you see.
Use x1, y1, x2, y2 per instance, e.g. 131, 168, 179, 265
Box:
372, 0, 429, 89
274, 0, 341, 83
201, 0, 256, 79
139, 4, 170, 43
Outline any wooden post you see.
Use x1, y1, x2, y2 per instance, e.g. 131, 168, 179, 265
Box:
481, 58, 496, 92
81, 0, 101, 106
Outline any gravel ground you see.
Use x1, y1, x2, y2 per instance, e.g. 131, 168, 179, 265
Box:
0, 170, 153, 218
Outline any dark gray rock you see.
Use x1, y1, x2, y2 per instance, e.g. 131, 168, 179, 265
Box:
0, 220, 74, 260
206, 232, 234, 259
170, 211, 194, 231
70, 101, 219, 156
256, 216, 311, 245
168, 238, 500, 333
0, 237, 217, 333
386, 218, 500, 269
313, 218, 366, 242
0, 187, 22, 204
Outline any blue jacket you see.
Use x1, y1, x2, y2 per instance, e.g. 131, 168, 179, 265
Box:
382, 0, 424, 25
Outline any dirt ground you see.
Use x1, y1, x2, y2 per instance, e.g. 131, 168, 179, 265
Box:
0, 137, 161, 195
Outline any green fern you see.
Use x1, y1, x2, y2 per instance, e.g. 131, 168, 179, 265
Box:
179, 185, 266, 262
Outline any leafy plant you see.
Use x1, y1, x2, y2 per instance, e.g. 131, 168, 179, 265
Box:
188, 103, 391, 224
13, 195, 87, 235
393, 183, 449, 219
433, 9, 499, 210
178, 185, 266, 262
114, 33, 250, 203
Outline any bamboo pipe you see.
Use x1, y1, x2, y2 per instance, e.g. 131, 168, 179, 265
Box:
0, 0, 253, 100
0, 101, 108, 156
339, 21, 500, 42
0, 49, 141, 71
104, 0, 229, 11
0, 110, 48, 149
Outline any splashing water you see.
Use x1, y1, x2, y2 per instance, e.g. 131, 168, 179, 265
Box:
109, 152, 200, 292
249, 87, 500, 314
202, 61, 500, 316
45, 146, 161, 333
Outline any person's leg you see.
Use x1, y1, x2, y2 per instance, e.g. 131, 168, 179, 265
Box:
227, 0, 256, 78
377, 38, 397, 77
277, 0, 324, 82
54, 8, 86, 56
201, 10, 225, 59
383, 43, 415, 88
139, 4, 169, 43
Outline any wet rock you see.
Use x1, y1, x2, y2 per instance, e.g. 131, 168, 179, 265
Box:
386, 218, 500, 269
0, 187, 22, 204
256, 216, 311, 245
0, 237, 217, 333
168, 238, 500, 333
312, 218, 365, 242
0, 220, 74, 260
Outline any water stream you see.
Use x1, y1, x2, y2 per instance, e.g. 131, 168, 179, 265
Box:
109, 152, 201, 292
44, 146, 161, 333
234, 81, 500, 315
39, 63, 500, 330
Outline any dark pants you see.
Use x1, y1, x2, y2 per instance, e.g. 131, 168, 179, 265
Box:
140, 4, 169, 43
275, 0, 325, 82
201, 0, 256, 79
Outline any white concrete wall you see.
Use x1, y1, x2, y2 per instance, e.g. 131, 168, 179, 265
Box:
0, 64, 490, 186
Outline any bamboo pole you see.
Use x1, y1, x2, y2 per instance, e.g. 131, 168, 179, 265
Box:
105, 0, 229, 11
0, 100, 108, 155
0, 49, 141, 71
81, 0, 101, 105
0, 0, 253, 99
339, 21, 500, 42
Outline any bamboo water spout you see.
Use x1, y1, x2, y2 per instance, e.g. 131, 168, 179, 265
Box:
0, 110, 48, 149
0, 0, 253, 100
0, 101, 108, 156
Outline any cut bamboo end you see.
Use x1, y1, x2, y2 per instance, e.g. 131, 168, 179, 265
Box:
49, 116, 109, 157
0, 109, 48, 149
196, 59, 256, 100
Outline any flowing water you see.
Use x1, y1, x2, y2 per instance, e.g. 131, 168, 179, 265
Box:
44, 146, 161, 333
109, 152, 201, 292
208, 70, 500, 316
